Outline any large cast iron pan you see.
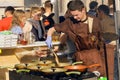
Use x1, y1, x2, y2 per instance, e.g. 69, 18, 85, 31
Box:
64, 64, 100, 72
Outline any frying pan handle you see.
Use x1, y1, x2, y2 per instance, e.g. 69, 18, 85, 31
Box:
16, 69, 30, 73
72, 61, 83, 65
65, 71, 81, 75
88, 64, 100, 68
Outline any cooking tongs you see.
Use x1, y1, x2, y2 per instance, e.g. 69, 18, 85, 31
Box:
49, 48, 60, 66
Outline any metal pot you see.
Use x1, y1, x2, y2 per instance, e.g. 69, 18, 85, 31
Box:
27, 64, 54, 71
26, 65, 41, 71
32, 60, 53, 65
56, 62, 71, 67
14, 63, 36, 69
56, 61, 83, 67
41, 67, 67, 74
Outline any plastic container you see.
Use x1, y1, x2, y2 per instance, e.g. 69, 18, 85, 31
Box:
98, 77, 107, 80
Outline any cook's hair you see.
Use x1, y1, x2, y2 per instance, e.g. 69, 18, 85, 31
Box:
67, 0, 84, 11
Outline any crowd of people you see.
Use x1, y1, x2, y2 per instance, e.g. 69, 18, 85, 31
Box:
0, 0, 117, 80
0, 0, 55, 42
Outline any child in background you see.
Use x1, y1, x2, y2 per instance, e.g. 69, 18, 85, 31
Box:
0, 6, 15, 31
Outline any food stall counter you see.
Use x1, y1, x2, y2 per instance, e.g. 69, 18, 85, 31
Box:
0, 41, 60, 49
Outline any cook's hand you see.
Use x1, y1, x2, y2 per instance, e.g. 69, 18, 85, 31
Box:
35, 50, 47, 57
45, 36, 52, 48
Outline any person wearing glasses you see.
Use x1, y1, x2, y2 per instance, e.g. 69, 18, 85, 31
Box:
23, 6, 46, 41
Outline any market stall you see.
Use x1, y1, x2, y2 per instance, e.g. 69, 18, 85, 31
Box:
0, 41, 60, 80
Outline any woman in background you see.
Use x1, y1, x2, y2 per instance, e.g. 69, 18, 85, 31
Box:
10, 9, 25, 35
23, 6, 46, 41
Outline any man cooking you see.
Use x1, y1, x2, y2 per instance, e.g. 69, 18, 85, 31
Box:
46, 0, 105, 77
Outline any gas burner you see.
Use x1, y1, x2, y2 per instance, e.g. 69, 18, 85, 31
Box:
59, 76, 82, 80
80, 71, 97, 79
9, 70, 97, 80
